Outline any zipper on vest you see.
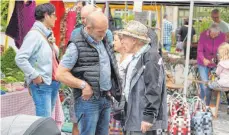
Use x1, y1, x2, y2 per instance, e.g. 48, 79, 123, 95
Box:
87, 42, 101, 93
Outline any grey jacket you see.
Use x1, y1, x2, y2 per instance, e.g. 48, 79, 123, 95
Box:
124, 47, 167, 131
15, 21, 59, 85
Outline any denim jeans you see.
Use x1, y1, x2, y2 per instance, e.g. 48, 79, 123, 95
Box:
74, 96, 111, 135
29, 80, 60, 117
163, 44, 171, 52
198, 65, 212, 105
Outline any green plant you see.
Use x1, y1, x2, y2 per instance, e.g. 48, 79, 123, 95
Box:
193, 17, 212, 40
0, 85, 7, 91
121, 14, 135, 23
0, 0, 9, 32
3, 76, 17, 83
1, 47, 24, 83
146, 19, 157, 27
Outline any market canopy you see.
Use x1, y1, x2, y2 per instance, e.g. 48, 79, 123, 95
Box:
94, 0, 229, 6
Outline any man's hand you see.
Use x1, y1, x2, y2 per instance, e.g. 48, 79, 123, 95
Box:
141, 121, 153, 133
33, 76, 43, 84
82, 83, 93, 100
203, 58, 211, 66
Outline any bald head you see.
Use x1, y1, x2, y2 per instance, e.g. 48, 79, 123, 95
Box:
86, 11, 108, 28
81, 5, 96, 26
86, 11, 108, 41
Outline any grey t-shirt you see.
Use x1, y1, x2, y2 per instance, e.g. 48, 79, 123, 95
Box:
218, 20, 229, 33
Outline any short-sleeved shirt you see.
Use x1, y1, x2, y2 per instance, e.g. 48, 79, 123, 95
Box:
218, 20, 229, 33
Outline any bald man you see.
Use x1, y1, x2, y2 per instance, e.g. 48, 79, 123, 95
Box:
56, 12, 122, 135
71, 5, 96, 39
69, 6, 113, 134
71, 5, 113, 44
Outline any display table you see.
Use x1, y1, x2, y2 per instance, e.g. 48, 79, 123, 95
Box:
1, 89, 64, 129
1, 89, 35, 118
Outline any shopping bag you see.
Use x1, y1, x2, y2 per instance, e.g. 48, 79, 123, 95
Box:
190, 97, 213, 135
168, 93, 191, 135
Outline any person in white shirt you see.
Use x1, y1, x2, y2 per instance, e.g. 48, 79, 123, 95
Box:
113, 32, 133, 86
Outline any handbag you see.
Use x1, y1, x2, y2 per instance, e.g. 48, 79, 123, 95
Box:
109, 113, 123, 135
168, 93, 191, 135
190, 97, 213, 135
176, 35, 187, 50
112, 94, 126, 124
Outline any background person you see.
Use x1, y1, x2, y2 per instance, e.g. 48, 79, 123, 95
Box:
197, 23, 227, 106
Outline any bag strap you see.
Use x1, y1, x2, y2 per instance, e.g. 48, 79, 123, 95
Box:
183, 34, 188, 43
191, 96, 206, 116
30, 29, 59, 61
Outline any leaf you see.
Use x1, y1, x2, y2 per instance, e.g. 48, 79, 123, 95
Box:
1, 47, 24, 82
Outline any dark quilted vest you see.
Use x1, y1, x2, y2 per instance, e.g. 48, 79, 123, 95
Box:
69, 28, 122, 100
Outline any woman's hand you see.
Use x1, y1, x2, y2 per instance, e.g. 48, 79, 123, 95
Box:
203, 58, 211, 66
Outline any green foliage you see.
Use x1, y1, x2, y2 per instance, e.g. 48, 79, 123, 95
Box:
1, 47, 24, 83
220, 7, 229, 23
0, 85, 7, 91
121, 14, 135, 23
146, 20, 157, 27
0, 0, 9, 32
193, 17, 212, 40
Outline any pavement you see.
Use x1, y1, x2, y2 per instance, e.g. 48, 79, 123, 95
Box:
213, 104, 229, 135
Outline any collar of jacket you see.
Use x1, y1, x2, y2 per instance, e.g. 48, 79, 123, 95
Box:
129, 45, 151, 90
33, 21, 52, 37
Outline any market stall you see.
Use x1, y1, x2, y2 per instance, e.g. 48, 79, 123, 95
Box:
1, 0, 229, 134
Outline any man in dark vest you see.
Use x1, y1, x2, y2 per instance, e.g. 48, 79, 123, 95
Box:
56, 11, 121, 135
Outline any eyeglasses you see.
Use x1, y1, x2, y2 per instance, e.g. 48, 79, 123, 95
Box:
211, 16, 219, 19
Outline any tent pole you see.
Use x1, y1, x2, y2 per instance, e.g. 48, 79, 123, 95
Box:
183, 0, 194, 98
125, 1, 128, 21
105, 1, 109, 17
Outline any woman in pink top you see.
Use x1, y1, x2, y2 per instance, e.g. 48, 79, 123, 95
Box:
208, 42, 229, 114
197, 23, 227, 106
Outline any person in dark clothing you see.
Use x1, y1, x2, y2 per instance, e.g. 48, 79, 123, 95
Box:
147, 27, 162, 56
56, 11, 122, 135
116, 21, 167, 135
178, 18, 196, 59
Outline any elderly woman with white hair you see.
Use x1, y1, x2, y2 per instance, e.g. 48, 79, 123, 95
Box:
115, 21, 167, 135
197, 23, 227, 106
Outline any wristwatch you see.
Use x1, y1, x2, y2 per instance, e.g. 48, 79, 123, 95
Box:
80, 81, 86, 89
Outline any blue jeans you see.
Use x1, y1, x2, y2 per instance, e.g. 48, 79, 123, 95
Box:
74, 96, 111, 135
29, 81, 60, 117
163, 43, 171, 52
198, 65, 212, 105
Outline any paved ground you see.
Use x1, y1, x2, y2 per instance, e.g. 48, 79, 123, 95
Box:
213, 104, 229, 135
